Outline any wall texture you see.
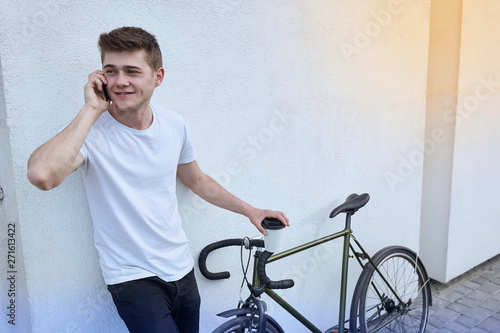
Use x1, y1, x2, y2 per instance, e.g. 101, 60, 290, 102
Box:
447, 0, 500, 280
419, 0, 500, 283
420, 0, 463, 283
6, 0, 497, 332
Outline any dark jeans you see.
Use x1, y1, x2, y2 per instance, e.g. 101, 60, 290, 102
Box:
107, 269, 200, 333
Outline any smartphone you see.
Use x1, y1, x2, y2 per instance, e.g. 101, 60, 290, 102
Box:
103, 84, 110, 102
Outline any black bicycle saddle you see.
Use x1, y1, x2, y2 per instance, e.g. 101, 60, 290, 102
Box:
329, 193, 370, 218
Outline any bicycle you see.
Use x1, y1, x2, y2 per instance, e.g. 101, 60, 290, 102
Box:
199, 193, 432, 333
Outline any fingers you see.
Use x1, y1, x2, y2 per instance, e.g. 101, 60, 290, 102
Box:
277, 212, 290, 226
88, 70, 107, 92
84, 70, 110, 109
251, 209, 290, 235
264, 210, 290, 227
256, 223, 268, 236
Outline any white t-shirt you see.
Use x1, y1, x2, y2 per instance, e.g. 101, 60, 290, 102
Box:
79, 105, 196, 285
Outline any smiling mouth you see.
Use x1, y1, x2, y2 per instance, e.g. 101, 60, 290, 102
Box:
115, 92, 134, 96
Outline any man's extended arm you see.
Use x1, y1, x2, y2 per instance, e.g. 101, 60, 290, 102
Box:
27, 71, 109, 190
177, 161, 289, 234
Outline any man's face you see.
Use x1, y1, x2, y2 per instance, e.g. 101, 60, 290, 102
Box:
102, 50, 163, 113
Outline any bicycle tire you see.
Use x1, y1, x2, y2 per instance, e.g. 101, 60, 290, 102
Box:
212, 315, 283, 333
351, 246, 431, 333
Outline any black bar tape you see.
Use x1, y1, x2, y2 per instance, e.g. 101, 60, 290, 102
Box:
198, 238, 265, 280
257, 250, 294, 290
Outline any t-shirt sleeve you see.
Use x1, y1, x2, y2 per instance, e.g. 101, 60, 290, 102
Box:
178, 121, 197, 164
79, 142, 89, 165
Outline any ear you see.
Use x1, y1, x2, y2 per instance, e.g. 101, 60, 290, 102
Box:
155, 67, 165, 87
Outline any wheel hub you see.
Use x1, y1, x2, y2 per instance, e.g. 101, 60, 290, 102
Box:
384, 299, 396, 314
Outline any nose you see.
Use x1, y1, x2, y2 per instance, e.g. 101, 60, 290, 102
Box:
116, 71, 130, 87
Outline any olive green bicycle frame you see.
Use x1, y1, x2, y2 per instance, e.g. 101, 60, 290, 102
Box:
251, 215, 403, 333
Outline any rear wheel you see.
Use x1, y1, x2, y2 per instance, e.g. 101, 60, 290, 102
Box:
212, 315, 283, 333
351, 246, 431, 333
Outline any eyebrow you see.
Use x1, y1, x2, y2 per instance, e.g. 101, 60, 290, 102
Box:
103, 64, 142, 70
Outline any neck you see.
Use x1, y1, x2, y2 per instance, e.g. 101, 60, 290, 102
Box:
108, 104, 153, 130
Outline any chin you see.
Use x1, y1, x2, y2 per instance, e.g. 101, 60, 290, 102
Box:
115, 102, 148, 113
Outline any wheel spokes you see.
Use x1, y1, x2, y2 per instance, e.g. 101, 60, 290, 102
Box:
363, 255, 427, 332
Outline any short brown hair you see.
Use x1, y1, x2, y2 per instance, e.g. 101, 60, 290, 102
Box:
98, 27, 163, 70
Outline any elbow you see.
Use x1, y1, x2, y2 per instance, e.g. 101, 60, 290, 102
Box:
27, 168, 57, 191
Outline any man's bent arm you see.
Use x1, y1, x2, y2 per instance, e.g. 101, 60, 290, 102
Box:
27, 106, 101, 190
27, 70, 109, 191
177, 161, 289, 234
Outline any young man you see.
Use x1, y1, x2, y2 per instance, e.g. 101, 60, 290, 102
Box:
27, 27, 288, 333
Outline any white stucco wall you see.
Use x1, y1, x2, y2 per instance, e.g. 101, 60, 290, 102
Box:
419, 0, 463, 284
1, 1, 431, 332
417, 0, 500, 284
447, 0, 500, 280
0, 59, 32, 333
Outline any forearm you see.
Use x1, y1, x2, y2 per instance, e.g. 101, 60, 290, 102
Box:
27, 105, 101, 190
190, 174, 255, 218
178, 161, 289, 234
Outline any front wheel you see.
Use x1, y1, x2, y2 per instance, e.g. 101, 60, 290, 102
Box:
350, 246, 432, 333
212, 315, 284, 333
